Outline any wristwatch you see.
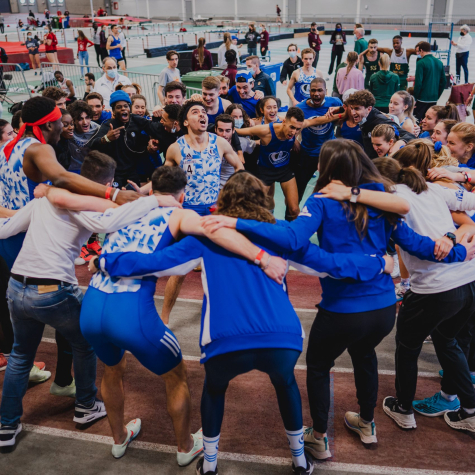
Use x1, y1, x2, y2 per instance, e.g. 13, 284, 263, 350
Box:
350, 186, 361, 203
444, 232, 457, 247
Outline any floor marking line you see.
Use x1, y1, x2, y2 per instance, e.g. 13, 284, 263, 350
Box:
38, 338, 439, 378
21, 424, 474, 475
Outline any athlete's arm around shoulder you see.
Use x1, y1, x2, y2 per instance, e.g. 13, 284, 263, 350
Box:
235, 123, 270, 139
0, 200, 34, 238
165, 142, 181, 167
216, 136, 244, 171
377, 47, 392, 55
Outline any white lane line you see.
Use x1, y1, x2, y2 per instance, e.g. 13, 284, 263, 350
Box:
78, 285, 317, 313
39, 338, 439, 378
21, 424, 473, 475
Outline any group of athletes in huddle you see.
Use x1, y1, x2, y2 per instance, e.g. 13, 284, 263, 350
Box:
0, 28, 475, 475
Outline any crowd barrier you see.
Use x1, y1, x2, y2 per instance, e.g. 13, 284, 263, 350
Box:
0, 63, 32, 105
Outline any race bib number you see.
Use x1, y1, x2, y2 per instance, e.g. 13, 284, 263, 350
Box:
183, 159, 200, 175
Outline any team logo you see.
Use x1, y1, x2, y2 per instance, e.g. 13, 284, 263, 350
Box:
299, 206, 312, 217
269, 151, 289, 165
300, 83, 310, 97
306, 116, 332, 135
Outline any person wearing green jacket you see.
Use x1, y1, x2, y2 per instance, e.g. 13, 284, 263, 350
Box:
412, 41, 447, 122
354, 26, 368, 54
368, 53, 400, 113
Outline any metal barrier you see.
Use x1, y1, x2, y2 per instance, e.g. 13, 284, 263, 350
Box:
185, 86, 202, 99
0, 63, 32, 105
40, 62, 162, 108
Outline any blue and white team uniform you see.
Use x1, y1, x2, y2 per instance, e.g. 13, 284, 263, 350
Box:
0, 137, 50, 268
257, 122, 295, 186
177, 133, 221, 216
80, 206, 182, 375
206, 97, 224, 126
228, 86, 259, 118
293, 69, 318, 103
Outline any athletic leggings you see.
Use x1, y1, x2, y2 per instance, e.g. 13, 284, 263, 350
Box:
94, 44, 102, 66
202, 348, 302, 437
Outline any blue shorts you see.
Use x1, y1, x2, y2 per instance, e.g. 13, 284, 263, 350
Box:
183, 202, 215, 216
80, 280, 182, 374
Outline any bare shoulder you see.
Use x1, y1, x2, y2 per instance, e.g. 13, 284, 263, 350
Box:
222, 98, 232, 109
315, 69, 324, 78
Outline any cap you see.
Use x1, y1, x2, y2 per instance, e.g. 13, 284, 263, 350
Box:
342, 88, 359, 103
110, 90, 131, 107
231, 35, 238, 40
235, 70, 254, 83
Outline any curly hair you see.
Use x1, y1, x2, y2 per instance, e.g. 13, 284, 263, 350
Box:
346, 90, 376, 108
67, 100, 93, 122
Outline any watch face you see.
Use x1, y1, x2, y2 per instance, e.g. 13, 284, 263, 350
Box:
351, 186, 360, 195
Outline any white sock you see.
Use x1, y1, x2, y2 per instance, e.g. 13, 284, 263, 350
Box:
286, 428, 306, 468
463, 407, 475, 414
440, 390, 457, 402
203, 434, 220, 473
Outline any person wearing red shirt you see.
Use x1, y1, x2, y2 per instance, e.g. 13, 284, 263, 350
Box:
192, 37, 213, 71
44, 24, 59, 64
308, 22, 322, 68
77, 30, 94, 78
222, 49, 238, 87
259, 24, 269, 59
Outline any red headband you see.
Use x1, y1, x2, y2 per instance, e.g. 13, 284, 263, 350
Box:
4, 106, 62, 161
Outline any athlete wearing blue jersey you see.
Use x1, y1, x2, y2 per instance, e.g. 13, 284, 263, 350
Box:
228, 70, 264, 118
199, 76, 232, 126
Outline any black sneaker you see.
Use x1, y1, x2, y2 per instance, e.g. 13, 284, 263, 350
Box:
0, 423, 22, 447
383, 396, 417, 430
196, 457, 218, 475
73, 398, 107, 424
444, 408, 475, 432
292, 453, 314, 474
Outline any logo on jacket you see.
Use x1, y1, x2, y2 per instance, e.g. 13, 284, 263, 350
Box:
307, 117, 332, 135
299, 206, 312, 217
269, 151, 289, 165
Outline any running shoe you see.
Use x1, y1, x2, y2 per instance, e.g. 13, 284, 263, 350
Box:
29, 364, 51, 383
196, 457, 217, 475
292, 452, 314, 474
302, 426, 331, 460
50, 378, 76, 398
75, 245, 93, 266
390, 253, 400, 278
344, 411, 377, 444
424, 335, 433, 343
177, 428, 203, 466
412, 392, 460, 417
383, 396, 417, 429
73, 398, 107, 424
111, 418, 141, 459
0, 353, 8, 371
444, 408, 475, 432
0, 423, 22, 447
439, 369, 475, 384
87, 240, 102, 255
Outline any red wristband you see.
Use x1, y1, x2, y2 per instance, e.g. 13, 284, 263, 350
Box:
338, 113, 342, 119
105, 186, 113, 200
254, 249, 265, 266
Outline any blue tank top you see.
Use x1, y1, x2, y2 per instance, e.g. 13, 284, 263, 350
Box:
261, 117, 282, 125
109, 35, 123, 59
294, 69, 317, 102
177, 133, 221, 205
207, 97, 224, 125
340, 121, 364, 146
258, 122, 295, 169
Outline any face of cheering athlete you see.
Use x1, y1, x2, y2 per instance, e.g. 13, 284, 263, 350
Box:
368, 42, 378, 54
165, 89, 184, 105
54, 72, 64, 83
87, 98, 104, 121
389, 93, 407, 117
184, 105, 208, 133
447, 132, 474, 163
219, 81, 229, 96
61, 114, 74, 139
75, 112, 92, 134
236, 80, 254, 99
282, 116, 303, 140
421, 108, 437, 132
262, 99, 278, 122
392, 37, 402, 53
47, 117, 64, 145
131, 98, 146, 117
350, 104, 372, 123
431, 122, 449, 145
202, 86, 219, 108
309, 82, 326, 107
122, 86, 138, 98
160, 111, 178, 133
302, 53, 314, 68
215, 120, 234, 143
371, 135, 394, 157
113, 100, 130, 123
0, 123, 16, 143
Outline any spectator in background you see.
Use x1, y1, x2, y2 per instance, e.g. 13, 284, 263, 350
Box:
157, 51, 181, 105
107, 25, 126, 72
54, 71, 76, 103
246, 55, 275, 96
328, 23, 346, 75
280, 44, 303, 86
368, 53, 400, 113
86, 92, 112, 125
119, 26, 127, 69
0, 14, 4, 34
336, 51, 364, 99
44, 24, 59, 64
222, 49, 238, 87
217, 32, 239, 67
412, 41, 447, 122
451, 25, 472, 84
308, 22, 322, 68
92, 23, 102, 66
63, 11, 70, 29
84, 72, 95, 99
99, 25, 108, 61
192, 38, 213, 71
25, 32, 41, 75
93, 57, 131, 108
276, 4, 281, 22
245, 24, 259, 56
354, 25, 368, 54
11, 111, 22, 134
259, 24, 269, 59
76, 30, 94, 78
42, 86, 68, 109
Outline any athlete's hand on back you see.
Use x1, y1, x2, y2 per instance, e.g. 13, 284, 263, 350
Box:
189, 93, 204, 103
115, 190, 142, 205
382, 255, 394, 274
427, 167, 460, 183
33, 183, 51, 199
315, 180, 351, 201
460, 233, 475, 261
262, 254, 287, 284
154, 194, 182, 208
201, 215, 238, 233
434, 235, 454, 260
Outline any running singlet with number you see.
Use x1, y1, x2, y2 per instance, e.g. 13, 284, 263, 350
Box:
90, 207, 175, 294
109, 35, 123, 60
390, 49, 409, 90
178, 133, 221, 205
258, 122, 295, 168
294, 69, 317, 102
363, 52, 380, 89
207, 97, 224, 125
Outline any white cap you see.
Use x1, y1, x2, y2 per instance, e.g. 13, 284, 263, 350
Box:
342, 88, 359, 103
461, 24, 470, 33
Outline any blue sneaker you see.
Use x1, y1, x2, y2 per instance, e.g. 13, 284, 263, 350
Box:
439, 369, 475, 384
412, 392, 460, 417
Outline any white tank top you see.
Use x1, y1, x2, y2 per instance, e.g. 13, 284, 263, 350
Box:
390, 48, 408, 65
58, 77, 75, 96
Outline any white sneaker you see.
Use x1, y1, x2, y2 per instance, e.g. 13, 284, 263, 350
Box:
390, 253, 400, 278
50, 378, 76, 398
111, 419, 141, 459
344, 412, 377, 444
177, 428, 203, 467
303, 426, 332, 460
29, 364, 52, 383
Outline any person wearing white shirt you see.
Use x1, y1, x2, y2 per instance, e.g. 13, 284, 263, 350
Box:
118, 28, 127, 68
93, 57, 131, 109
451, 24, 472, 83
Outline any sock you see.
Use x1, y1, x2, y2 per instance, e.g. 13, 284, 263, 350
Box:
463, 407, 475, 414
286, 428, 306, 468
398, 404, 410, 413
203, 434, 220, 473
441, 390, 457, 402
360, 417, 373, 425
401, 278, 410, 286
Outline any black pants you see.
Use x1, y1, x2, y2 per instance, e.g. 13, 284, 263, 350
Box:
94, 44, 102, 66
456, 52, 469, 84
295, 150, 319, 203
328, 47, 344, 75
307, 305, 396, 433
312, 51, 320, 68
396, 282, 475, 410
122, 48, 127, 68
414, 101, 436, 123
100, 47, 108, 61
261, 47, 268, 59
0, 24, 4, 34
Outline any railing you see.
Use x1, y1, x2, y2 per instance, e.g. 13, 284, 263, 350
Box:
0, 63, 32, 105
40, 62, 162, 108
185, 86, 202, 99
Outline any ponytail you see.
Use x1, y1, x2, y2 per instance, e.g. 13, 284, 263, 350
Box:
374, 157, 428, 194
197, 37, 205, 67
344, 52, 358, 79
430, 103, 461, 122
223, 32, 232, 51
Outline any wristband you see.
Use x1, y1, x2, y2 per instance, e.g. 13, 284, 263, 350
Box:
254, 249, 265, 266
338, 113, 342, 119
463, 172, 472, 183
111, 188, 120, 202
105, 186, 113, 200
104, 134, 111, 143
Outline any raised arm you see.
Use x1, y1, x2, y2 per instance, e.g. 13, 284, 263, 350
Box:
235, 123, 269, 138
